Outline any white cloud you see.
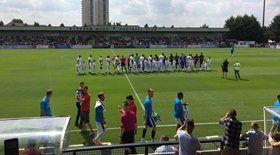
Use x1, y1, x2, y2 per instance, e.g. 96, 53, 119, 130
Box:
0, 0, 279, 27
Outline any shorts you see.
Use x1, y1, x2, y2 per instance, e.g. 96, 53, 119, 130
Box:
121, 63, 125, 67
223, 68, 228, 72
81, 111, 90, 123
145, 117, 156, 127
175, 118, 185, 125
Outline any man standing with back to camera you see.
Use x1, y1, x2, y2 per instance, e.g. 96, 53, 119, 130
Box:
219, 109, 242, 155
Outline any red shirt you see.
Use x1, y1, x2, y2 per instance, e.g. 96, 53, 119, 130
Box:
129, 101, 137, 115
121, 111, 137, 131
81, 93, 90, 112
20, 149, 42, 155
120, 57, 126, 63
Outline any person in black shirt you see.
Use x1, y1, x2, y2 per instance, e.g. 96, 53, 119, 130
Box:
194, 54, 199, 70
222, 59, 229, 78
175, 53, 179, 70
199, 53, 204, 69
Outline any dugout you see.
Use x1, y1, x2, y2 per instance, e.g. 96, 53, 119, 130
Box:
0, 116, 71, 155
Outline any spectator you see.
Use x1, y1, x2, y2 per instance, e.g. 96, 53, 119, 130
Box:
241, 122, 266, 155
269, 132, 280, 155
219, 109, 242, 155
177, 119, 200, 155
20, 139, 41, 155
271, 94, 280, 132
154, 135, 176, 154
93, 92, 107, 145
120, 102, 137, 154
40, 90, 53, 117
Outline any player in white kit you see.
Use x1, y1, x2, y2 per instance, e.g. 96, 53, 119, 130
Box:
106, 56, 111, 74
98, 56, 103, 74
113, 55, 119, 74
207, 57, 212, 71
88, 55, 93, 74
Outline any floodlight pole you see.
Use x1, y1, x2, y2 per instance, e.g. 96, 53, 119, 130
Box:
262, 0, 266, 27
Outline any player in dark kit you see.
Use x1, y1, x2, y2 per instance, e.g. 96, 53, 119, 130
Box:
222, 59, 229, 78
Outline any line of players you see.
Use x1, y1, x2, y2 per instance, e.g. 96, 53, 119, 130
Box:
75, 53, 213, 75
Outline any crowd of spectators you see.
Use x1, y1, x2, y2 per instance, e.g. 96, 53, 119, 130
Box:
0, 35, 224, 46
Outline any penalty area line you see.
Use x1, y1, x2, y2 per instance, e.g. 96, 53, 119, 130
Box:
70, 119, 264, 133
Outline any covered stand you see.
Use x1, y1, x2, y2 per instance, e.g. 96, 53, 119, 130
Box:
0, 116, 71, 155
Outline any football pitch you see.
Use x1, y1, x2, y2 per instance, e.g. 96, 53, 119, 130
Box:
0, 48, 279, 146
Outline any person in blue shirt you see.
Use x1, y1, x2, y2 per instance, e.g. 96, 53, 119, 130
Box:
40, 90, 53, 117
93, 92, 106, 146
174, 92, 185, 130
271, 94, 280, 132
230, 46, 234, 56
142, 88, 156, 142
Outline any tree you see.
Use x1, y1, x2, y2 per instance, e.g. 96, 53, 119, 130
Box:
267, 14, 280, 41
224, 14, 264, 42
24, 23, 28, 26
60, 23, 65, 27
34, 22, 40, 26
48, 24, 52, 27
201, 24, 209, 28
83, 24, 88, 27
12, 18, 23, 24
144, 24, 148, 28
0, 21, 4, 26
171, 25, 174, 28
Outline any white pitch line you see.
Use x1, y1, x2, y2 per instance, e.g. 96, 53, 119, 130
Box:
110, 49, 145, 110
71, 119, 265, 133
124, 73, 145, 110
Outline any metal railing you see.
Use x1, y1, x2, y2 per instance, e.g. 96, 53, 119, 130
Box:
63, 138, 222, 155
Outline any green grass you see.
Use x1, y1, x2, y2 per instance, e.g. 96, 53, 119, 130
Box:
0, 48, 280, 146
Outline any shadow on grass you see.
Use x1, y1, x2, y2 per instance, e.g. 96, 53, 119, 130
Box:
80, 130, 95, 146
226, 78, 249, 81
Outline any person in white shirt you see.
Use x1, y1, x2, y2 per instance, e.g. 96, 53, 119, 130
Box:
148, 55, 153, 72
81, 61, 86, 74
129, 55, 134, 73
113, 56, 119, 74
159, 54, 164, 71
106, 56, 111, 74
202, 60, 207, 71
207, 57, 212, 71
241, 122, 266, 155
154, 135, 176, 154
139, 55, 144, 73
77, 55, 82, 66
92, 60, 96, 74
177, 119, 200, 155
98, 56, 103, 74
144, 58, 149, 72
76, 61, 80, 75
88, 55, 93, 73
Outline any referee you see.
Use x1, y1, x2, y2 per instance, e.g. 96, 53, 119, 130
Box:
120, 102, 137, 154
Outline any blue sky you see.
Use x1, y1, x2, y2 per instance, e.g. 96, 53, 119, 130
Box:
0, 0, 279, 27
